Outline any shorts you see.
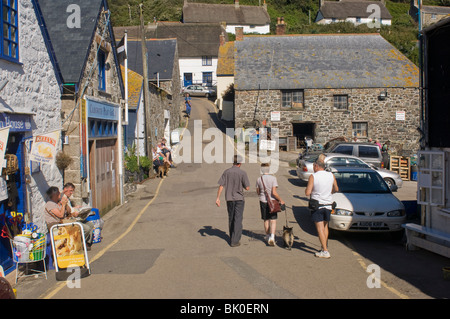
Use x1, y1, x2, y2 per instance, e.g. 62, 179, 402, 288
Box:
260, 201, 278, 220
311, 208, 331, 223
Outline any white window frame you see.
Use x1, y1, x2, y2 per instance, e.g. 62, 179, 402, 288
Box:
417, 150, 445, 207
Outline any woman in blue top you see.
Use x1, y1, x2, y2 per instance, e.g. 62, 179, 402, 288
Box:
185, 93, 192, 117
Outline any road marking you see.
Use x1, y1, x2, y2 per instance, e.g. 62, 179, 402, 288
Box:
221, 256, 297, 298
344, 240, 410, 299
40, 116, 191, 299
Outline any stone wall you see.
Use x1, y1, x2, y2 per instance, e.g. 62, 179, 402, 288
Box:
235, 87, 421, 155
62, 11, 123, 206
0, 0, 63, 231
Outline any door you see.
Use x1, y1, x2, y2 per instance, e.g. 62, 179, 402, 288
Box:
183, 73, 193, 87
292, 122, 315, 148
90, 139, 119, 214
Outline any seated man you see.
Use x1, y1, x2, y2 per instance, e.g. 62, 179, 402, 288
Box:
152, 146, 164, 173
61, 183, 94, 249
160, 138, 175, 167
44, 186, 93, 250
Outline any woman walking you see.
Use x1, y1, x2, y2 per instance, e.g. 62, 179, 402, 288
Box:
256, 163, 285, 246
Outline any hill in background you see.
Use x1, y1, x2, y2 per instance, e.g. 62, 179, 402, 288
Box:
109, 0, 450, 65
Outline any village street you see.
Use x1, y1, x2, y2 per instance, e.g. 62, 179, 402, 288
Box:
12, 98, 450, 300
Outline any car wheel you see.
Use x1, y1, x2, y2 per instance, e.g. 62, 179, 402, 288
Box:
384, 178, 395, 188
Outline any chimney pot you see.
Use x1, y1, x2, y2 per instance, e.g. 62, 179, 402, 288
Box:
276, 17, 287, 35
235, 0, 239, 8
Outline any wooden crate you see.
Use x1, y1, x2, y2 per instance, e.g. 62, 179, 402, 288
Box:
390, 156, 410, 181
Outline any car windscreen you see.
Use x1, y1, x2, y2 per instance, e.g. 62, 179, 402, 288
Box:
334, 171, 390, 193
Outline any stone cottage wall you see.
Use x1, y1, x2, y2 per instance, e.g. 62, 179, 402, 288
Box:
0, 0, 63, 231
235, 87, 420, 155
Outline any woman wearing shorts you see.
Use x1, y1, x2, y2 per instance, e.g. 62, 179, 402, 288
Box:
256, 163, 285, 246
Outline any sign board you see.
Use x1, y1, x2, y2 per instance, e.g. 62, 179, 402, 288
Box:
0, 127, 10, 170
171, 130, 180, 144
259, 139, 276, 151
50, 222, 91, 279
0, 113, 32, 132
87, 98, 119, 121
271, 111, 281, 122
396, 111, 406, 121
29, 130, 60, 165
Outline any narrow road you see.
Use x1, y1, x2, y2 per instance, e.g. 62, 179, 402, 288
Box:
14, 98, 450, 299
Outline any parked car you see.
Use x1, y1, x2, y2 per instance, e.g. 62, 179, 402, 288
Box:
182, 85, 215, 98
298, 141, 383, 167
296, 153, 403, 188
329, 167, 405, 233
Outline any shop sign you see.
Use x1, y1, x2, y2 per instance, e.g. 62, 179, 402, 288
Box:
87, 99, 119, 121
0, 113, 32, 132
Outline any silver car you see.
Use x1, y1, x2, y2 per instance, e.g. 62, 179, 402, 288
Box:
182, 85, 214, 98
296, 153, 403, 188
329, 167, 405, 233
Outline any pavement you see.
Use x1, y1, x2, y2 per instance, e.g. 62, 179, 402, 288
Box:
7, 97, 450, 300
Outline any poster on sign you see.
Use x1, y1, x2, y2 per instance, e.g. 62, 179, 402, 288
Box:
29, 130, 60, 165
0, 126, 10, 170
50, 222, 91, 281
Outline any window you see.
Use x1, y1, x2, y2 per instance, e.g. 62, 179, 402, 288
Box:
358, 146, 380, 158
202, 56, 212, 66
356, 17, 361, 23
417, 151, 445, 206
352, 122, 368, 138
202, 72, 212, 85
98, 50, 106, 91
333, 145, 354, 155
281, 90, 304, 108
1, 0, 19, 62
333, 95, 348, 110
431, 14, 437, 20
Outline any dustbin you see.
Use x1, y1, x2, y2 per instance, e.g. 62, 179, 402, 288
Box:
86, 208, 102, 244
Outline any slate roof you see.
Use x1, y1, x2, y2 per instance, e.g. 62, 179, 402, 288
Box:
217, 42, 235, 76
120, 66, 142, 110
421, 5, 450, 15
183, 2, 270, 25
234, 34, 419, 90
114, 23, 226, 58
34, 0, 105, 84
126, 39, 177, 81
319, 0, 392, 20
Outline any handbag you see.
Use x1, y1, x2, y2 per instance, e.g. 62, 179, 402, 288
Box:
260, 176, 281, 214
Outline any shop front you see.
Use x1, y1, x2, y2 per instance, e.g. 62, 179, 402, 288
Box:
0, 112, 33, 274
84, 98, 120, 215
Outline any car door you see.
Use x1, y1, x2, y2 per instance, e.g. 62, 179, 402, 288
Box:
357, 145, 382, 167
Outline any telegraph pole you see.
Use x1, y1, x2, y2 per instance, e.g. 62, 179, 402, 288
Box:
139, 3, 154, 159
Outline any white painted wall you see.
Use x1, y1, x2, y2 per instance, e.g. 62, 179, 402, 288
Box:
226, 24, 270, 34
179, 57, 218, 87
0, 0, 63, 232
216, 75, 234, 111
317, 16, 391, 26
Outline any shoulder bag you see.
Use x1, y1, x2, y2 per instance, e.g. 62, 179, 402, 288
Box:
260, 176, 281, 214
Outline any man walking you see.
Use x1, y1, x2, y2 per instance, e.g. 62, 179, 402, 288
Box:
216, 155, 250, 247
305, 158, 339, 258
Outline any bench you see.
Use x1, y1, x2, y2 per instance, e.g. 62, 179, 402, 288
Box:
403, 223, 450, 258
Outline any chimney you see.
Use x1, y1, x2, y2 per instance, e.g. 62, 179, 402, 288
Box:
235, 27, 244, 41
220, 33, 226, 46
235, 0, 239, 8
319, 0, 324, 8
263, 0, 267, 9
276, 17, 286, 35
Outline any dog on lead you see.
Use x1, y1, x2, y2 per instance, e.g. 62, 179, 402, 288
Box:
157, 162, 171, 178
282, 226, 294, 250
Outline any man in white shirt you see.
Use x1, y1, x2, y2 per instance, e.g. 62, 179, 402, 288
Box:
305, 158, 339, 258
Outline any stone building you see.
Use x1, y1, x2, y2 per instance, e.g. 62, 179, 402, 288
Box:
0, 0, 63, 273
35, 0, 125, 214
409, 0, 450, 27
182, 0, 271, 35
234, 34, 420, 155
316, 0, 392, 26
122, 38, 182, 154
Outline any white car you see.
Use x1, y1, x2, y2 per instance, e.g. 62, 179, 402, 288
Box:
328, 167, 405, 233
297, 153, 403, 188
